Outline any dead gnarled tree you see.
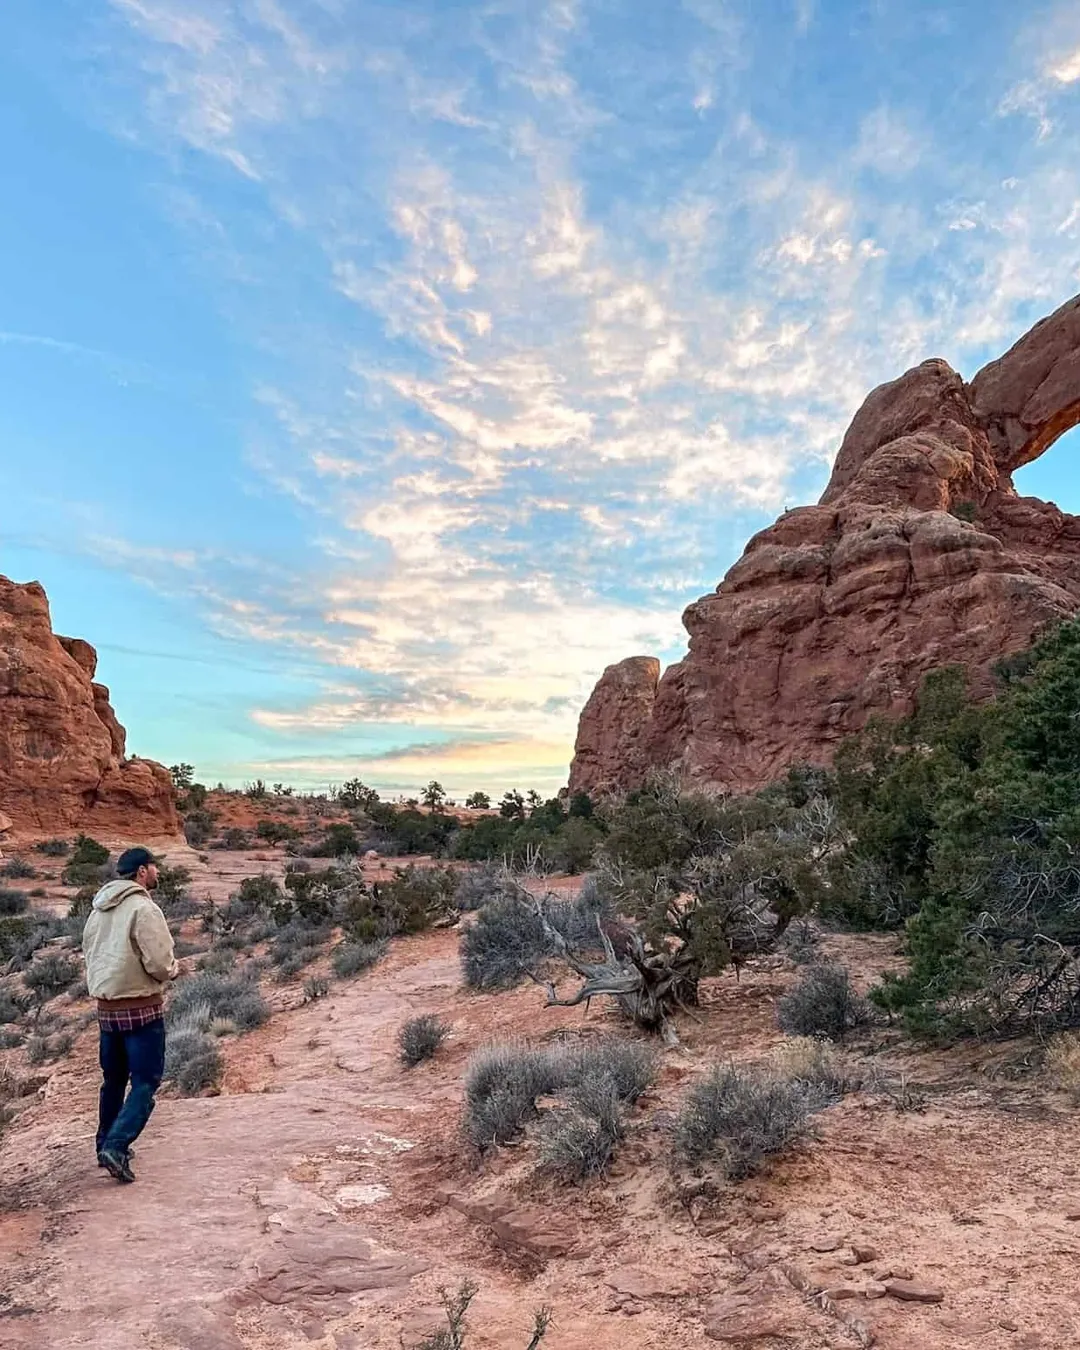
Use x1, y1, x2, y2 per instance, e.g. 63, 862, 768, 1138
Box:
520, 780, 846, 1044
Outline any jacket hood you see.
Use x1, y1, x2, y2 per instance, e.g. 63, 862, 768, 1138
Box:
92, 879, 147, 911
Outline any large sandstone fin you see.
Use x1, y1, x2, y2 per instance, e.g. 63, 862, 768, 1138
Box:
568, 293, 1080, 798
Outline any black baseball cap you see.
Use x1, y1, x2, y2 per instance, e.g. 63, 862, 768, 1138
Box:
115, 846, 156, 878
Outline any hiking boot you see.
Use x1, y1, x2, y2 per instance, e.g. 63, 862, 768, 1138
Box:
98, 1148, 135, 1183
97, 1146, 133, 1168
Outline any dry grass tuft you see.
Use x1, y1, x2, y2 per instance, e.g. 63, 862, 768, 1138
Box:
1044, 1032, 1080, 1100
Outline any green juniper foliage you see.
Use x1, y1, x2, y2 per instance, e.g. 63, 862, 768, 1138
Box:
833, 620, 1080, 1038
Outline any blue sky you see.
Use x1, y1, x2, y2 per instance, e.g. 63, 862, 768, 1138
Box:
3, 0, 1080, 798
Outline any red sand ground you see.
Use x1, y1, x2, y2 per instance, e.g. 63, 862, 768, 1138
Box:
2, 845, 1079, 1349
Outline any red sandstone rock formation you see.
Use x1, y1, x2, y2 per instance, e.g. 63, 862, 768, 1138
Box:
0, 575, 179, 839
569, 293, 1080, 797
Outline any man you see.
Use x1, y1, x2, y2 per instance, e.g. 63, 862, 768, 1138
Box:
82, 846, 178, 1183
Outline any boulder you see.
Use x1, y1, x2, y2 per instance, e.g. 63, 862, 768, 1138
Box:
0, 575, 179, 839
569, 293, 1080, 796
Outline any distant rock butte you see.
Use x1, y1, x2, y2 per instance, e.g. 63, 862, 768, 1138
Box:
569, 293, 1080, 797
0, 574, 179, 839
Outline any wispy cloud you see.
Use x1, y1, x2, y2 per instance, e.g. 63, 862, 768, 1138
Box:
56, 0, 1080, 790
999, 3, 1080, 139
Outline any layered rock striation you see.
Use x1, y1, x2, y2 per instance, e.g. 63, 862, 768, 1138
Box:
570, 294, 1080, 797
0, 575, 179, 839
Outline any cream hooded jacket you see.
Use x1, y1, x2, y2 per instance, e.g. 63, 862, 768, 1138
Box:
82, 879, 178, 1002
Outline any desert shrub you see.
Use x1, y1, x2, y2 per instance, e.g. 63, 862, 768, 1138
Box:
462, 1036, 653, 1153
366, 801, 458, 857
777, 963, 871, 1042
1, 858, 35, 880
61, 860, 108, 889
245, 779, 268, 799
275, 952, 305, 981
0, 1069, 14, 1140
303, 975, 330, 1002
770, 1036, 858, 1106
282, 867, 345, 926
674, 1064, 812, 1178
564, 1037, 657, 1104
546, 817, 605, 875
255, 819, 301, 846
449, 799, 602, 873
29, 887, 46, 898
226, 873, 283, 920
67, 886, 97, 919
196, 948, 238, 974
269, 919, 330, 973
183, 810, 215, 847
399, 1014, 448, 1067
26, 1034, 48, 1065
23, 950, 81, 1006
0, 1027, 23, 1050
155, 864, 194, 911
538, 1078, 622, 1182
51, 1031, 75, 1058
0, 988, 28, 1024
332, 940, 387, 978
35, 838, 69, 857
164, 1012, 223, 1095
168, 970, 268, 1032
0, 888, 29, 916
1044, 1032, 1080, 1101
218, 827, 250, 850
181, 783, 209, 811
544, 885, 612, 949
308, 822, 361, 858
369, 866, 456, 937
780, 920, 820, 965
459, 879, 611, 992
0, 910, 80, 968
463, 1042, 565, 1150
71, 835, 108, 866
509, 774, 841, 1040
0, 916, 41, 965
535, 1040, 655, 1184
460, 892, 548, 991
454, 864, 502, 912
827, 624, 1080, 1036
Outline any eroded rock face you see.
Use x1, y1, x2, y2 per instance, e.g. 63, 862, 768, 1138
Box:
568, 656, 660, 799
0, 574, 179, 839
569, 293, 1080, 797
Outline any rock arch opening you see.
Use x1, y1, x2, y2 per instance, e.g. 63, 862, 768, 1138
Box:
1012, 422, 1080, 515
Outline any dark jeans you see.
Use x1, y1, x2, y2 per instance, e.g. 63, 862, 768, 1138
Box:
97, 1020, 166, 1156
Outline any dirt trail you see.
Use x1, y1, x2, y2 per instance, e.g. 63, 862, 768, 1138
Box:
3, 922, 1080, 1349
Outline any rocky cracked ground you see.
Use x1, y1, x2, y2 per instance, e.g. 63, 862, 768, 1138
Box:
3, 915, 1080, 1348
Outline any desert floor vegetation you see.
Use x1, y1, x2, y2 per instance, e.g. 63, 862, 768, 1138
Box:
399, 1013, 449, 1067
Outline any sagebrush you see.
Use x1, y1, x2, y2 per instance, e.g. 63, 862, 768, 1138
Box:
777, 963, 870, 1042
674, 1063, 812, 1178
399, 1014, 448, 1067
462, 1036, 655, 1157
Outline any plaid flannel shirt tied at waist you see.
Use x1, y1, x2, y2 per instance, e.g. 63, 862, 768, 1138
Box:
97, 999, 164, 1033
